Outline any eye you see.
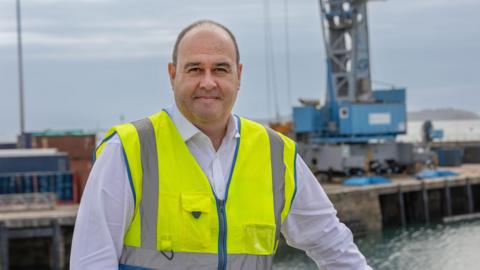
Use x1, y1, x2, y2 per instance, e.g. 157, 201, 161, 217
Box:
187, 67, 201, 73
214, 67, 229, 74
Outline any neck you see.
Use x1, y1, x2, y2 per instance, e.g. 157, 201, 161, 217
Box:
195, 118, 229, 151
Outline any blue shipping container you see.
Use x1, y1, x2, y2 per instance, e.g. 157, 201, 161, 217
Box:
0, 172, 74, 202
0, 155, 69, 174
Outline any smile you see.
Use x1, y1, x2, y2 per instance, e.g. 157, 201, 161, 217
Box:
194, 96, 220, 100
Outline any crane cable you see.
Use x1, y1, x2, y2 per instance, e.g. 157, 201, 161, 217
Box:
263, 0, 280, 123
284, 0, 292, 108
263, 0, 272, 121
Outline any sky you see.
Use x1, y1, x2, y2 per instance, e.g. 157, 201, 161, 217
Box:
0, 0, 479, 139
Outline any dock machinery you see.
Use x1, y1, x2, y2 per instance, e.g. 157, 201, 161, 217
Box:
293, 0, 414, 175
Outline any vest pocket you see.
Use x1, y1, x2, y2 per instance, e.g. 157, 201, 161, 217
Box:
244, 223, 276, 254
180, 193, 213, 250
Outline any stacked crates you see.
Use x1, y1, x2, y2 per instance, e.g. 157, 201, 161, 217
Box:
0, 172, 75, 203
434, 148, 464, 167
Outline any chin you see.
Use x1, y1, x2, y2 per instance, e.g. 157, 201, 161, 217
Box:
194, 111, 224, 123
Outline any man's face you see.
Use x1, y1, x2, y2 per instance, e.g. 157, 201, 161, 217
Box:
168, 26, 243, 127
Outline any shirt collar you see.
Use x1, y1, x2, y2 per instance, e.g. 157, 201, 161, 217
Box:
165, 103, 240, 143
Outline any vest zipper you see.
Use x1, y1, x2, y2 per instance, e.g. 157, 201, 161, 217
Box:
217, 199, 227, 270
216, 116, 240, 270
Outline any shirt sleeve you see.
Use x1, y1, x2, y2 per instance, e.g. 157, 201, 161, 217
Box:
281, 154, 372, 270
70, 134, 134, 270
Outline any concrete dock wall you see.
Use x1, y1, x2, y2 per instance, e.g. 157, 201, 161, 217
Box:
328, 190, 382, 234
325, 171, 480, 235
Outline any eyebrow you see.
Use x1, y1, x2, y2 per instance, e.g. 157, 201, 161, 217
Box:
183, 61, 232, 70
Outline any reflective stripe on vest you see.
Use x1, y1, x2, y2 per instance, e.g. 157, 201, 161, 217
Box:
96, 111, 297, 270
119, 248, 273, 270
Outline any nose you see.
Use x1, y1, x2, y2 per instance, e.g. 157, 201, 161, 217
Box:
199, 70, 217, 90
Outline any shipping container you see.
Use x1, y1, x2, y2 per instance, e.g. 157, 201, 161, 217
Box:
0, 171, 75, 203
71, 159, 92, 199
0, 143, 16, 150
28, 130, 96, 199
434, 148, 464, 167
29, 130, 96, 160
0, 149, 69, 173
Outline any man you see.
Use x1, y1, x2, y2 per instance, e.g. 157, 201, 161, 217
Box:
70, 20, 372, 270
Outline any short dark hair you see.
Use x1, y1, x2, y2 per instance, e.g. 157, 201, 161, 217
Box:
171, 20, 240, 66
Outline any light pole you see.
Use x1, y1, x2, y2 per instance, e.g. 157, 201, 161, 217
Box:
16, 0, 26, 147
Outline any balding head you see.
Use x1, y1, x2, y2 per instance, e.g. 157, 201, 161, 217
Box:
171, 20, 240, 66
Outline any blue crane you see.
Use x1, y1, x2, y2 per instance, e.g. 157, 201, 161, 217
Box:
294, 0, 407, 143
293, 0, 411, 175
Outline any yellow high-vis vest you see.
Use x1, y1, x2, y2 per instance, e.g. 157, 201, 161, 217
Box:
96, 110, 297, 270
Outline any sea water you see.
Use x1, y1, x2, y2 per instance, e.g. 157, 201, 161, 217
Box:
273, 219, 480, 270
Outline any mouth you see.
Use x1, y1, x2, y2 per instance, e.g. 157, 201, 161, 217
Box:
194, 96, 220, 100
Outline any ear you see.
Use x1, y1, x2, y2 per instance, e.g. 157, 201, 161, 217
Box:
168, 63, 176, 88
236, 63, 243, 90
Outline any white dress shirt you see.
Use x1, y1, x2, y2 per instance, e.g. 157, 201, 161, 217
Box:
70, 105, 371, 270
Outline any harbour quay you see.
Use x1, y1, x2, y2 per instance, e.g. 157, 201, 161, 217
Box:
1, 166, 480, 269
324, 164, 480, 236
0, 204, 77, 270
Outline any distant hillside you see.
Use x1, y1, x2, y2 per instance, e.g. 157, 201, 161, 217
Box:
254, 108, 480, 124
408, 108, 480, 121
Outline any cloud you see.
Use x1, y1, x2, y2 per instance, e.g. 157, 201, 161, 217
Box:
0, 16, 178, 59
0, 32, 16, 46
0, 0, 281, 60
